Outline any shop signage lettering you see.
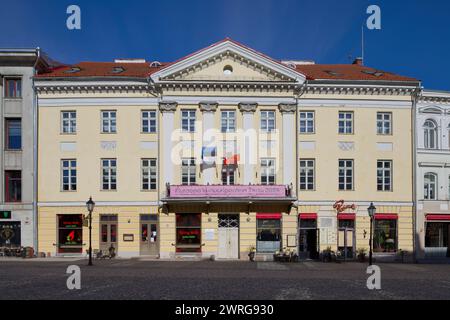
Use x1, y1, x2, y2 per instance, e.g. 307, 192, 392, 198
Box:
0, 211, 12, 219
170, 185, 287, 198
333, 200, 357, 213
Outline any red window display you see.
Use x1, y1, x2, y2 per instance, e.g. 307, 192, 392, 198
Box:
176, 213, 201, 252
58, 214, 83, 254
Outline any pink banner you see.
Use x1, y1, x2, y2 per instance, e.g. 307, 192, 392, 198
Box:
169, 185, 287, 198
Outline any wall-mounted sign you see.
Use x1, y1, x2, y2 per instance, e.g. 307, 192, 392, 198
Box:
0, 211, 12, 219
204, 229, 215, 241
333, 200, 357, 213
123, 234, 134, 242
170, 185, 287, 198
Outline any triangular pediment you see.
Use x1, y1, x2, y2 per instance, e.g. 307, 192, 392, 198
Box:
151, 39, 306, 83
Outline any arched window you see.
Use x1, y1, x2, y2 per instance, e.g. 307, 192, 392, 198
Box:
424, 120, 437, 149
424, 173, 437, 200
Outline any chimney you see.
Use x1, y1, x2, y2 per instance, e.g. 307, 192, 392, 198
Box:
352, 57, 363, 66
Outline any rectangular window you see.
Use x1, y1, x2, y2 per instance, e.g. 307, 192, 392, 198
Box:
339, 159, 354, 190
181, 110, 196, 132
142, 110, 157, 133
61, 111, 77, 134
374, 219, 397, 253
176, 213, 201, 252
58, 215, 83, 254
182, 158, 196, 185
256, 219, 281, 253
5, 171, 21, 202
377, 160, 392, 191
221, 166, 235, 185
425, 222, 450, 248
101, 110, 117, 133
299, 159, 315, 190
5, 78, 22, 98
338, 112, 353, 134
377, 112, 392, 135
221, 110, 236, 133
61, 159, 77, 191
5, 118, 21, 150
261, 158, 276, 185
299, 111, 315, 133
261, 110, 275, 132
101, 159, 117, 190
142, 158, 157, 190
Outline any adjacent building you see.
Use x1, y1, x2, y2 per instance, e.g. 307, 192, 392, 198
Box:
416, 90, 450, 260
34, 39, 420, 260
0, 49, 48, 250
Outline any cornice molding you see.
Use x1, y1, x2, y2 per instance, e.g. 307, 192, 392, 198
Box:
159, 101, 178, 112
278, 103, 297, 113
238, 102, 258, 113
305, 84, 417, 96
199, 101, 219, 112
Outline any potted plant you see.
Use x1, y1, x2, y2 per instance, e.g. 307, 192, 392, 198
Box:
357, 248, 367, 262
248, 246, 256, 262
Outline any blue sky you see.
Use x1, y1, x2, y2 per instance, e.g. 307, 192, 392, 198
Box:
1, 0, 449, 90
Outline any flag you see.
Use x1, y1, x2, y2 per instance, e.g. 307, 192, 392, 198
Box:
202, 147, 216, 165
224, 154, 240, 165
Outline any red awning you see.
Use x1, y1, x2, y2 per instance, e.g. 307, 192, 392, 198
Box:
256, 213, 282, 219
299, 213, 317, 220
426, 214, 450, 221
374, 214, 398, 220
337, 213, 356, 220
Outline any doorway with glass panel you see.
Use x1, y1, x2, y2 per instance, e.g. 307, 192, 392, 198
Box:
140, 214, 159, 256
99, 215, 118, 253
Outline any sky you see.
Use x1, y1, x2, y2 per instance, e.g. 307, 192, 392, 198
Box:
1, 0, 449, 90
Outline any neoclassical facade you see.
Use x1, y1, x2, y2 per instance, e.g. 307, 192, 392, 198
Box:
34, 39, 419, 260
416, 90, 450, 260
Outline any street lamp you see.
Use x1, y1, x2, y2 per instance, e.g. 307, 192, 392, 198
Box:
86, 197, 95, 266
367, 202, 376, 266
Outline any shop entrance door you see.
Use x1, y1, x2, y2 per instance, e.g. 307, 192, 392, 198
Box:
140, 215, 159, 256
218, 214, 239, 259
338, 228, 355, 259
99, 215, 118, 253
298, 228, 320, 260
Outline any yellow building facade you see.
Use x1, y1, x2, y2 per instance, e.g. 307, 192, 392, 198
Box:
35, 39, 419, 260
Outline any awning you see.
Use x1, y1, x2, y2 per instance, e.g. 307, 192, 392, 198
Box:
374, 213, 398, 220
337, 213, 356, 220
299, 213, 317, 220
256, 213, 282, 219
426, 214, 450, 221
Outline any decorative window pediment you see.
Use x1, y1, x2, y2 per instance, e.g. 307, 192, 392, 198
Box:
419, 106, 444, 114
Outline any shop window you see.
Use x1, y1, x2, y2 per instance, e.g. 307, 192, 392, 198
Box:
373, 219, 397, 253
5, 118, 22, 150
256, 219, 281, 253
176, 213, 201, 252
4, 170, 21, 203
338, 219, 355, 229
0, 222, 21, 248
58, 215, 83, 254
425, 222, 450, 248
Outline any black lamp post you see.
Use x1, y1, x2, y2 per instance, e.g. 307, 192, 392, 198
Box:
86, 197, 95, 266
367, 202, 376, 266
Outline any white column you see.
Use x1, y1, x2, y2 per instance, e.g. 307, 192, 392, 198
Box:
159, 101, 178, 187
279, 103, 297, 186
200, 102, 218, 184
239, 103, 258, 185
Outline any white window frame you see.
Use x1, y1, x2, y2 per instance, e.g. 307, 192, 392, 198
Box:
101, 110, 117, 133
221, 166, 236, 185
142, 110, 157, 133
339, 159, 354, 191
377, 112, 392, 135
261, 158, 276, 185
338, 112, 354, 134
377, 160, 392, 191
101, 158, 117, 190
299, 111, 315, 134
182, 158, 196, 185
299, 159, 315, 190
424, 119, 437, 149
261, 110, 276, 133
181, 110, 196, 132
424, 172, 437, 200
221, 110, 236, 133
61, 159, 77, 191
141, 158, 157, 190
61, 111, 77, 134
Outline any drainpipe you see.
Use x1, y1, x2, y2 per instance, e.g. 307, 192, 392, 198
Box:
32, 47, 40, 254
411, 84, 423, 263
